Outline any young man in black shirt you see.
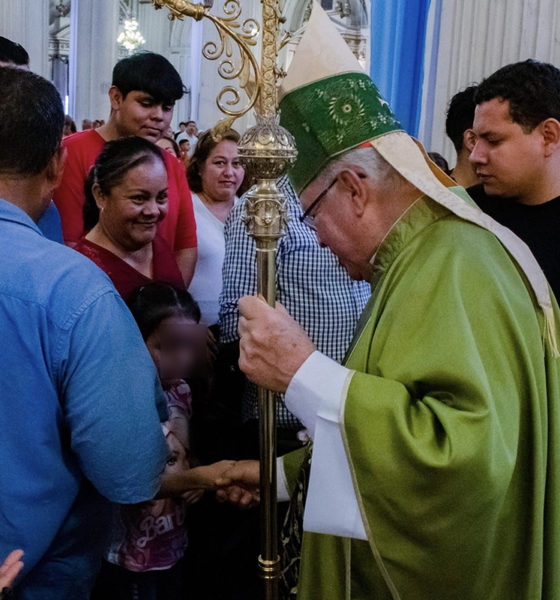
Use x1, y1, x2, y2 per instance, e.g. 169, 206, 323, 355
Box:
469, 60, 560, 298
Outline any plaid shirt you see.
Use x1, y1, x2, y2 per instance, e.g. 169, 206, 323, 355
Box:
219, 176, 371, 429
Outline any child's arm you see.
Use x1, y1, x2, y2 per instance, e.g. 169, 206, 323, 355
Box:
182, 462, 236, 489
155, 459, 235, 498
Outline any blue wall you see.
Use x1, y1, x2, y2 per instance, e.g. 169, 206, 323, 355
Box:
370, 0, 432, 136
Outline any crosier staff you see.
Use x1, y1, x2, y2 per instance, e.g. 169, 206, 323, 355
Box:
152, 2, 296, 598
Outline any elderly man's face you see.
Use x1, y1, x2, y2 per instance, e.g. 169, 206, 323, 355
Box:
300, 171, 374, 281
300, 164, 414, 281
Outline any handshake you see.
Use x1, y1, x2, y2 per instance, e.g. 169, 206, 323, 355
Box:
182, 459, 261, 508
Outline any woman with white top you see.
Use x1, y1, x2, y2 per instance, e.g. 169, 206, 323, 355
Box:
186, 128, 245, 328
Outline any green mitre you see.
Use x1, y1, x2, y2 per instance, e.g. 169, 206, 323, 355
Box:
278, 3, 402, 194
279, 72, 401, 194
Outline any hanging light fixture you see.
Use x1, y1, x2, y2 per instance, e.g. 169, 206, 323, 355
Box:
117, 18, 146, 54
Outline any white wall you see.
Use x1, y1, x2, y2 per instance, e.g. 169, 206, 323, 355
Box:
418, 0, 560, 166
0, 0, 50, 77
68, 0, 119, 126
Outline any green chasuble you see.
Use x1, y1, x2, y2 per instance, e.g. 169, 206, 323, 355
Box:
283, 192, 560, 600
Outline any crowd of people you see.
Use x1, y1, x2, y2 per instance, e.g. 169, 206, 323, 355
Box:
1, 2, 560, 597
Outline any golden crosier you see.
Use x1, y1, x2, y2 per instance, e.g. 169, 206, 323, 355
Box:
150, 2, 298, 598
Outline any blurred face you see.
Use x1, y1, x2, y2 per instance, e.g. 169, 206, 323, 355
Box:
157, 137, 178, 158
146, 315, 203, 383
200, 140, 244, 202
111, 88, 174, 143
96, 157, 168, 251
179, 140, 190, 165
470, 98, 545, 200
186, 122, 197, 136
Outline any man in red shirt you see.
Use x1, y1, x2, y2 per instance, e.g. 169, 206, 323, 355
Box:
53, 52, 197, 286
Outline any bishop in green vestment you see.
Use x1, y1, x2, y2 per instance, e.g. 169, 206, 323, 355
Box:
230, 3, 560, 599
279, 191, 560, 600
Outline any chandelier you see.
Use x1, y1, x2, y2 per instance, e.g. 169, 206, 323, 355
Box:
117, 18, 146, 53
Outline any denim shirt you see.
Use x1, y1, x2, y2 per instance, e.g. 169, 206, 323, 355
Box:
0, 200, 168, 599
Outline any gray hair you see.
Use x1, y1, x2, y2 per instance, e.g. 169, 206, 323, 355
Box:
314, 146, 403, 190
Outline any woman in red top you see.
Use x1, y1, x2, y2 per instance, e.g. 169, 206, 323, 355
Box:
75, 137, 185, 300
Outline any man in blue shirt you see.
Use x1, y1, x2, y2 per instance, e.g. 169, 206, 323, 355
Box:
0, 67, 169, 599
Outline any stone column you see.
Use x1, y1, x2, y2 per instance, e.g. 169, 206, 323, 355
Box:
187, 18, 203, 125
164, 13, 193, 131
68, 0, 119, 128
0, 0, 49, 77
52, 57, 69, 106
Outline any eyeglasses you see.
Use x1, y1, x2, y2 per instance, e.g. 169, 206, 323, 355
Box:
299, 177, 338, 230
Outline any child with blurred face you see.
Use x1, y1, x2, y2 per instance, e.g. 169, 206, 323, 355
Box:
94, 282, 234, 600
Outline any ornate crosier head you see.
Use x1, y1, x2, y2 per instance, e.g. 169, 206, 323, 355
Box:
152, 0, 208, 21
152, 0, 261, 134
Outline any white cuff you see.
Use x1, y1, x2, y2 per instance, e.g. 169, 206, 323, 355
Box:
285, 350, 352, 439
277, 456, 290, 502
303, 415, 367, 540
284, 351, 367, 539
